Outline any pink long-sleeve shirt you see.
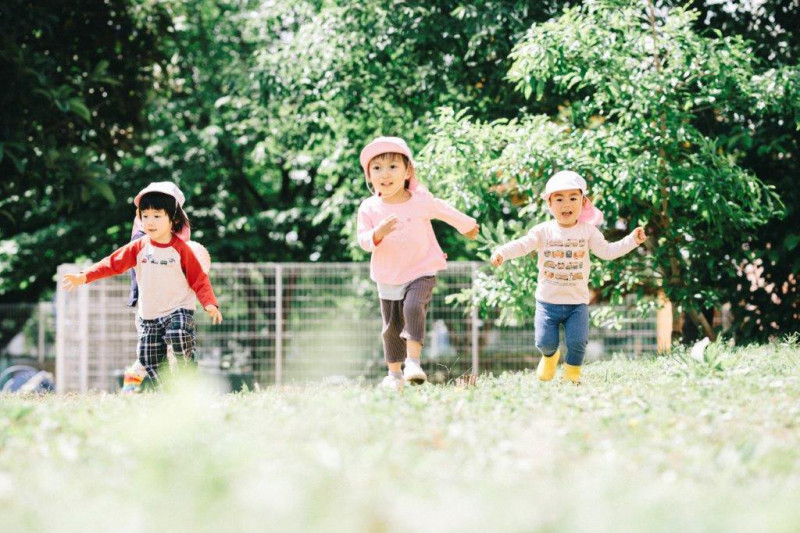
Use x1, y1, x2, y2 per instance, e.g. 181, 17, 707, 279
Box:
357, 191, 477, 285
494, 220, 639, 305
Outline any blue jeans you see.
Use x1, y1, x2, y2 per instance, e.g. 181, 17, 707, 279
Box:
534, 300, 589, 366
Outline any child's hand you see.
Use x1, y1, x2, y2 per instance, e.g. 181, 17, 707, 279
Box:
633, 226, 647, 245
374, 214, 399, 243
463, 224, 480, 240
61, 273, 87, 291
205, 305, 223, 325
490, 252, 504, 267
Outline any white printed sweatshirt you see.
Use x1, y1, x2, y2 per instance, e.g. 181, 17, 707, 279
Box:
494, 221, 639, 305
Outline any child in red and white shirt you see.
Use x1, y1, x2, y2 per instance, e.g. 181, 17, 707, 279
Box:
62, 182, 222, 383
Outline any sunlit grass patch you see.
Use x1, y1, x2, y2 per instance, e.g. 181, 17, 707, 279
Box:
1, 341, 799, 532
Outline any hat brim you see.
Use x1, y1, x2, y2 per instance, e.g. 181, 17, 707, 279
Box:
541, 187, 587, 201
134, 183, 186, 207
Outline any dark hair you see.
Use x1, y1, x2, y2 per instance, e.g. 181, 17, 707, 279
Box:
369, 152, 412, 189
138, 192, 190, 233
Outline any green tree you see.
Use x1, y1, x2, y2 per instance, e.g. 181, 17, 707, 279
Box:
0, 0, 170, 303
1, 0, 560, 305
96, 0, 560, 374
424, 0, 798, 340
5, 0, 797, 345
685, 0, 800, 340
109, 0, 560, 265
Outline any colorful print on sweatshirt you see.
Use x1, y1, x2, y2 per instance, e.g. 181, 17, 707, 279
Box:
494, 221, 639, 305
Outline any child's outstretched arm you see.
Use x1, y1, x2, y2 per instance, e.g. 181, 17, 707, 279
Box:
61, 240, 143, 290
633, 227, 647, 245
463, 224, 480, 240
428, 197, 478, 238
490, 228, 542, 268
589, 226, 647, 260
177, 240, 222, 325
61, 273, 87, 291
204, 305, 223, 325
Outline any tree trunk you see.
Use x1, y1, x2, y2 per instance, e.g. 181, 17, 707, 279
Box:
656, 290, 672, 353
686, 308, 716, 341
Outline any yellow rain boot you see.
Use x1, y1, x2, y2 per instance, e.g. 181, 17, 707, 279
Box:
562, 363, 582, 384
536, 350, 560, 381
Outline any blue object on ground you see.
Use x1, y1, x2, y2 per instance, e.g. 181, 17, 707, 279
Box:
0, 365, 55, 394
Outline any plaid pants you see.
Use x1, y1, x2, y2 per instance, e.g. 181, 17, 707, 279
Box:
136, 308, 196, 382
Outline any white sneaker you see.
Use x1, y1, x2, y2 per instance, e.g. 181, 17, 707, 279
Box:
403, 359, 427, 385
380, 375, 404, 391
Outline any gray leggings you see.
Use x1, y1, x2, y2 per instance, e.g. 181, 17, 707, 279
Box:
379, 276, 436, 364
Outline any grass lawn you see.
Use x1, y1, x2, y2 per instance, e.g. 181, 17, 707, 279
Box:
1, 339, 799, 532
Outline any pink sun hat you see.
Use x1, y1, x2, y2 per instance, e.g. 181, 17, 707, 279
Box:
359, 137, 422, 192
541, 170, 604, 226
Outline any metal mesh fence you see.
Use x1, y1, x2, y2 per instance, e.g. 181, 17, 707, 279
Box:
55, 262, 657, 392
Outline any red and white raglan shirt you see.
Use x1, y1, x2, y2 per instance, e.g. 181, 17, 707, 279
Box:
83, 235, 218, 320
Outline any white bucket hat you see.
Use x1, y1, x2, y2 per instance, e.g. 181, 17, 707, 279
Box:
134, 181, 186, 207
542, 170, 604, 226
541, 170, 586, 200
133, 181, 191, 241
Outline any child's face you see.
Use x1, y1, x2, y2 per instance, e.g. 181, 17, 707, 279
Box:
140, 208, 173, 243
548, 189, 585, 227
368, 153, 410, 201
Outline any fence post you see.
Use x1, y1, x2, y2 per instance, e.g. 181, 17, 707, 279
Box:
275, 263, 283, 386
99, 284, 108, 391
55, 267, 66, 394
79, 282, 89, 393
471, 263, 479, 376
656, 289, 672, 353
38, 302, 46, 367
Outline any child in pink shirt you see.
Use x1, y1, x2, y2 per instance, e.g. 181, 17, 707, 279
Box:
357, 137, 479, 390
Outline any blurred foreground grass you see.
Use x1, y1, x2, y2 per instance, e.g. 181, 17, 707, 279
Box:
1, 339, 799, 532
